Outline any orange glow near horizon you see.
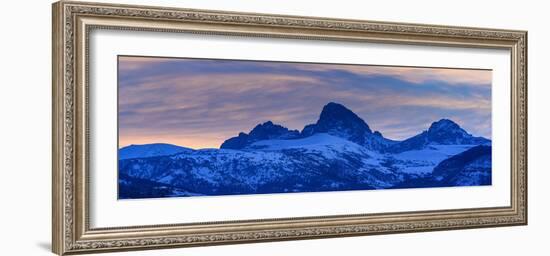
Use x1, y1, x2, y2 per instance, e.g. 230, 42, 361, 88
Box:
118, 134, 230, 149
118, 56, 492, 149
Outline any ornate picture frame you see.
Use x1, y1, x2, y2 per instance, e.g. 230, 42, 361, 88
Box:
52, 1, 527, 255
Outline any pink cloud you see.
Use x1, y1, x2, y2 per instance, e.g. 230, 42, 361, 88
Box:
118, 56, 183, 72
291, 64, 492, 85
118, 56, 492, 148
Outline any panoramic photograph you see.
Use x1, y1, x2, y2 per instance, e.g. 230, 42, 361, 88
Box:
117, 56, 492, 199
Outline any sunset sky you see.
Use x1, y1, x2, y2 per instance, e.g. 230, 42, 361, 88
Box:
118, 56, 492, 149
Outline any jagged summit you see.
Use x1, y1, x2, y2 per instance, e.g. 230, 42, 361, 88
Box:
249, 121, 299, 139
428, 119, 464, 134
220, 121, 300, 149
420, 118, 473, 146
301, 102, 371, 141
220, 102, 397, 151
220, 103, 489, 152
300, 102, 396, 150
318, 102, 371, 133
388, 118, 490, 153
302, 102, 372, 136
426, 118, 487, 145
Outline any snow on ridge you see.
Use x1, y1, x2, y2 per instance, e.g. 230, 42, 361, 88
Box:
394, 145, 475, 162
119, 143, 192, 160
390, 144, 477, 174
248, 133, 364, 151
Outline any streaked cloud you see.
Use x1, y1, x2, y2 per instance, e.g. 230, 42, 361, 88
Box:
291, 64, 492, 86
118, 56, 185, 72
118, 56, 492, 148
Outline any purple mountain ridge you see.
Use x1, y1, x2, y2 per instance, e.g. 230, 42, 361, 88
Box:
220, 102, 488, 151
118, 102, 492, 199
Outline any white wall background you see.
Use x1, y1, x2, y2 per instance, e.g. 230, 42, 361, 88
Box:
0, 0, 547, 255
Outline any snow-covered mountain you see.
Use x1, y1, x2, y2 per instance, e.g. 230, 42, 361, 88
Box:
432, 145, 491, 186
388, 119, 490, 153
119, 143, 192, 160
393, 145, 491, 188
118, 102, 492, 199
119, 134, 402, 198
220, 121, 301, 149
220, 102, 397, 151
300, 102, 397, 151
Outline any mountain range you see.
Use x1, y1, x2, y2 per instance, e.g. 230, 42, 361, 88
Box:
118, 102, 491, 199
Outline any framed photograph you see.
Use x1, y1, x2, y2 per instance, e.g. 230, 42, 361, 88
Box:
52, 1, 527, 255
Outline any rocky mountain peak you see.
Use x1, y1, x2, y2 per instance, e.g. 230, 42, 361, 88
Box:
316, 102, 372, 133
249, 121, 298, 139
388, 119, 490, 153
220, 121, 300, 149
428, 119, 463, 134
426, 119, 473, 144
301, 102, 372, 139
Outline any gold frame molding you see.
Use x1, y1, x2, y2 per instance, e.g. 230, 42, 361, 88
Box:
52, 1, 527, 255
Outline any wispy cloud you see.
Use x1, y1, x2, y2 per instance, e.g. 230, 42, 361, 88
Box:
118, 56, 185, 72
290, 64, 492, 86
118, 56, 492, 148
